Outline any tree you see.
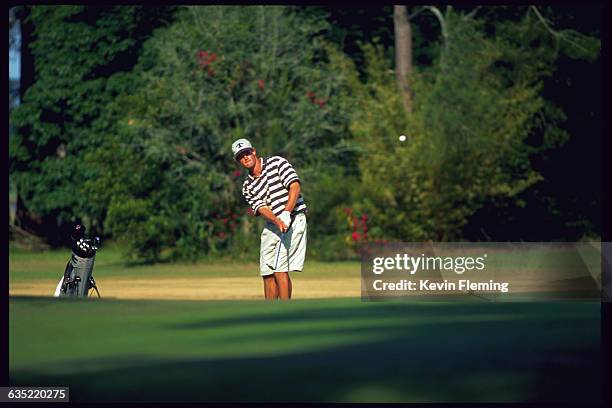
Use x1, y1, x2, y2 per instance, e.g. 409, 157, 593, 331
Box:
462, 5, 602, 240
86, 6, 353, 261
393, 5, 412, 113
330, 6, 600, 241
9, 6, 176, 245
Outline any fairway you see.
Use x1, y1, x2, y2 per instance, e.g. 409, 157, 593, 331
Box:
9, 244, 361, 299
9, 297, 601, 403
8, 245, 603, 402
10, 276, 360, 300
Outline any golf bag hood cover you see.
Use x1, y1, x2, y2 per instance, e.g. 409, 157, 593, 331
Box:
71, 224, 86, 241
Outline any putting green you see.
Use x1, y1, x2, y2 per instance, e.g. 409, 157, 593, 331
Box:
9, 297, 601, 403
8, 245, 603, 402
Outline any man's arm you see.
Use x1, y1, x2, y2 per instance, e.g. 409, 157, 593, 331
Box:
284, 181, 300, 213
258, 206, 288, 233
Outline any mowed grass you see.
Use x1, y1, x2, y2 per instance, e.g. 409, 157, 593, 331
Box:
9, 243, 602, 402
8, 242, 360, 281
9, 243, 362, 299
9, 296, 601, 403
10, 241, 602, 281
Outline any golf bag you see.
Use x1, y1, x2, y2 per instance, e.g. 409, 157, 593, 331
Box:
53, 224, 101, 298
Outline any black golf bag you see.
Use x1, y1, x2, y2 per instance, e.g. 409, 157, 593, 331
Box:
54, 224, 101, 298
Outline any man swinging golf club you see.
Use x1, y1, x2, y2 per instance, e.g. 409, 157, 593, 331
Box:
232, 138, 308, 300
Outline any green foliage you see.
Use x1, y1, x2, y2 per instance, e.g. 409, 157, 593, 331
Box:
523, 6, 601, 63
302, 165, 360, 261
89, 6, 353, 260
10, 5, 600, 257
330, 8, 597, 241
9, 6, 175, 234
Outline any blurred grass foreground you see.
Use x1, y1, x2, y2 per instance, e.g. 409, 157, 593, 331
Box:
9, 245, 602, 403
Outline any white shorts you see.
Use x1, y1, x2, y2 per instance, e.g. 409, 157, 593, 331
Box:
260, 212, 307, 276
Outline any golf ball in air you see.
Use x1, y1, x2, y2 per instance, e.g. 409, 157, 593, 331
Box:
399, 135, 407, 142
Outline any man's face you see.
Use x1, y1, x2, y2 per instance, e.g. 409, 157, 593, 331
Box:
236, 148, 257, 169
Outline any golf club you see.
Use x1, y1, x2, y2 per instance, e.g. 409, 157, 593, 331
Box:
274, 232, 286, 271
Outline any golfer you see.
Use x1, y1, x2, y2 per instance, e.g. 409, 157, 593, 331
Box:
232, 138, 307, 300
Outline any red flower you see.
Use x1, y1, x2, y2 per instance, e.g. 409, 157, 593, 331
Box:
306, 91, 326, 107
247, 207, 255, 216
351, 232, 361, 242
217, 232, 226, 239
221, 218, 229, 225
343, 207, 352, 215
258, 79, 265, 90
197, 50, 218, 68
197, 51, 208, 67
233, 170, 241, 178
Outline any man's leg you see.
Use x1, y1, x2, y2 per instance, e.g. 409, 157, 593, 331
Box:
274, 272, 292, 300
263, 275, 279, 300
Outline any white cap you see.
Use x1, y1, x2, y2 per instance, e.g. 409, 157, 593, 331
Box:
231, 138, 253, 159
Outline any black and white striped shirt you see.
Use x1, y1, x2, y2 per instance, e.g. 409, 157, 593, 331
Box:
242, 156, 307, 217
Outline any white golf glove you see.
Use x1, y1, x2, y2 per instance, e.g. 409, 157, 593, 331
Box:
278, 211, 292, 229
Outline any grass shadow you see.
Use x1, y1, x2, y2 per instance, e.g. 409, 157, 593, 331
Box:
9, 299, 601, 403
